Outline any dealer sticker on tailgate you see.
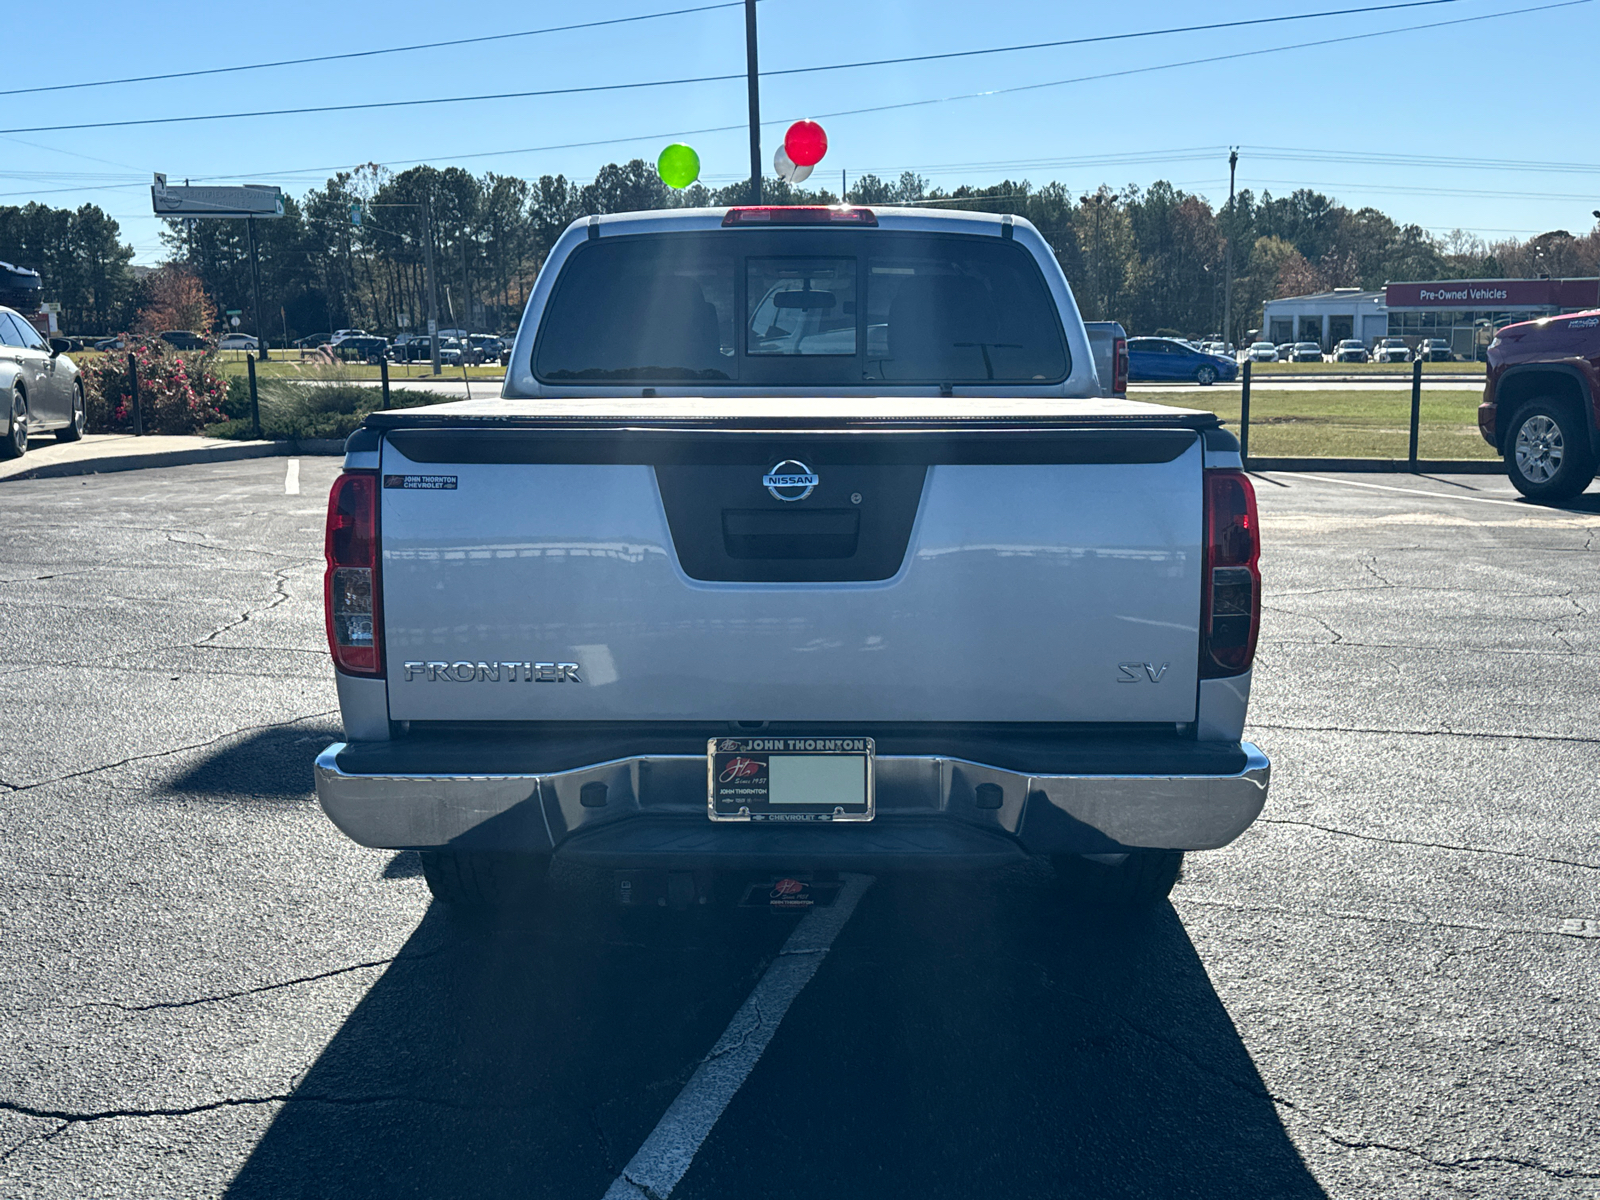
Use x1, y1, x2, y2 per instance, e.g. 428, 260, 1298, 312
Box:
707, 737, 875, 823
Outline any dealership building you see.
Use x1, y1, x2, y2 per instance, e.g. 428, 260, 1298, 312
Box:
1262, 277, 1600, 359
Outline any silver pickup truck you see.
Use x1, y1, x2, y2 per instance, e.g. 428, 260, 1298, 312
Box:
314, 206, 1268, 909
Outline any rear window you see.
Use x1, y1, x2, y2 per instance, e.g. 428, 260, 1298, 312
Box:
533, 229, 1069, 386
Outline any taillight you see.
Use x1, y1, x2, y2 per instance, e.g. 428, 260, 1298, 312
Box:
324, 472, 382, 676
1112, 336, 1128, 395
721, 206, 877, 226
1201, 469, 1260, 677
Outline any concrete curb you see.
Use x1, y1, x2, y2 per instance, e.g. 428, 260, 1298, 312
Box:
1246, 457, 1503, 474
1, 437, 344, 482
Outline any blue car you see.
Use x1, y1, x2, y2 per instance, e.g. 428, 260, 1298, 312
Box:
1125, 337, 1238, 386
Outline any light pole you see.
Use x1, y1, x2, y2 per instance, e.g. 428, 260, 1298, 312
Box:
744, 0, 761, 203
1222, 148, 1238, 353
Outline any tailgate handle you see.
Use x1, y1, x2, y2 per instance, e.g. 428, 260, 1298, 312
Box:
722, 508, 860, 560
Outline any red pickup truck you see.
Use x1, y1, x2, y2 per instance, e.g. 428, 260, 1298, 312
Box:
1480, 311, 1600, 500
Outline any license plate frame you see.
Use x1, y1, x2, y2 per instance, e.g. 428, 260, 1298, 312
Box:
707, 737, 875, 823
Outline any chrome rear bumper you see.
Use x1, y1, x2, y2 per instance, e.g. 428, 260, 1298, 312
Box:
314, 742, 1270, 867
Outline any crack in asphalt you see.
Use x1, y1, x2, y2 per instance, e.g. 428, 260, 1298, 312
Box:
62, 947, 450, 1014
1250, 720, 1600, 746
1318, 1131, 1600, 1181
0, 710, 339, 794
0, 1120, 67, 1164
1266, 608, 1345, 644
1261, 636, 1599, 659
700, 994, 764, 1065
162, 530, 301, 561
193, 565, 301, 647
0, 1091, 531, 1127
1041, 958, 1600, 1184
1179, 895, 1600, 942
1360, 555, 1396, 588
1255, 816, 1599, 872
1037, 968, 1296, 1110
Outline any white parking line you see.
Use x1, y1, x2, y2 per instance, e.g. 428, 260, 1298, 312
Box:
284, 459, 300, 495
602, 874, 874, 1200
1291, 473, 1534, 509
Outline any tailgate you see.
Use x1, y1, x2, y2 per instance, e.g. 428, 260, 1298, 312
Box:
378, 427, 1203, 724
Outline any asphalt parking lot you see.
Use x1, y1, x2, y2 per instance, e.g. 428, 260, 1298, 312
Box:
0, 458, 1596, 1199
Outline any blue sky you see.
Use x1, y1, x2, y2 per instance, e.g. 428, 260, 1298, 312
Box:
4, 0, 1596, 263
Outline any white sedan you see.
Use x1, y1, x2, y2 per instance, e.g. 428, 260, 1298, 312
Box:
218, 334, 259, 351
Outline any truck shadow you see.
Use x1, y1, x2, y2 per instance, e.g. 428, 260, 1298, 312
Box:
224, 868, 1326, 1200
163, 722, 341, 801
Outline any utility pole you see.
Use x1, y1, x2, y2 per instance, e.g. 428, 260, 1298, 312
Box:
423, 196, 441, 376
744, 0, 761, 203
1222, 147, 1238, 352
246, 217, 269, 360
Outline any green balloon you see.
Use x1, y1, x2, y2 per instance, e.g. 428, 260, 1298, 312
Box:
657, 143, 700, 189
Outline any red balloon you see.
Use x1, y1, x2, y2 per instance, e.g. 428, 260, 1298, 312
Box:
784, 120, 828, 168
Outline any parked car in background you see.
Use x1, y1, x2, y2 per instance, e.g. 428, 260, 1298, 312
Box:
1373, 337, 1413, 363
389, 335, 434, 363
332, 329, 367, 341
1332, 339, 1368, 363
1479, 309, 1600, 500
1244, 341, 1278, 362
1289, 342, 1324, 363
469, 334, 505, 360
1126, 336, 1239, 385
93, 336, 125, 352
159, 330, 207, 351
0, 304, 85, 458
329, 334, 389, 364
218, 333, 259, 351
1418, 338, 1452, 362
439, 337, 490, 366
1274, 343, 1294, 362
294, 333, 332, 349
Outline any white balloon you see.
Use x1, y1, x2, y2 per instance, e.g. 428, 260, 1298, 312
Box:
773, 145, 813, 184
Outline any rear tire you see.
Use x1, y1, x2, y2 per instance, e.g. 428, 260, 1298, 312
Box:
1052, 849, 1183, 906
56, 383, 85, 442
1505, 399, 1595, 502
2, 391, 26, 459
419, 850, 550, 910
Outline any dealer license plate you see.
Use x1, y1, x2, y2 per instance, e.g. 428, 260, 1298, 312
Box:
707, 737, 875, 823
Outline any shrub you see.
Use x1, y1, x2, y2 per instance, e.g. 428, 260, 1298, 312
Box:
205, 368, 451, 440
81, 341, 227, 434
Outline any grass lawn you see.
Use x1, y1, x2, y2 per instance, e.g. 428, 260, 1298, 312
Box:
1251, 360, 1483, 375
1145, 388, 1496, 460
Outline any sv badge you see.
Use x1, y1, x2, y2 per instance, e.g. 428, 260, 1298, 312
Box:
1118, 662, 1170, 683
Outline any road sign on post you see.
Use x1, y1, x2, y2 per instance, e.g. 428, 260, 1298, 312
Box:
153, 174, 282, 358
152, 175, 283, 219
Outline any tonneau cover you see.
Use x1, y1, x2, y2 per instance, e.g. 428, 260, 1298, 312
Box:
363, 395, 1220, 431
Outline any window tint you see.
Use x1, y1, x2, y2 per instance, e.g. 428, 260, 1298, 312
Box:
0, 314, 23, 347
536, 238, 735, 381
864, 242, 1065, 382
2, 312, 43, 349
534, 229, 1068, 386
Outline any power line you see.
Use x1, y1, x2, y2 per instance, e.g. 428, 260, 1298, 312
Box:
0, 0, 1546, 136
0, 1, 757, 99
